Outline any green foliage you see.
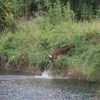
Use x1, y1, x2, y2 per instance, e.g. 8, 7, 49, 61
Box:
48, 2, 74, 25
0, 33, 20, 57
52, 55, 69, 69
0, 0, 4, 32
80, 45, 100, 82
0, 0, 100, 33
0, 1, 15, 32
96, 5, 100, 18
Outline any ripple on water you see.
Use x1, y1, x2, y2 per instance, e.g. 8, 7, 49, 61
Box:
0, 75, 100, 100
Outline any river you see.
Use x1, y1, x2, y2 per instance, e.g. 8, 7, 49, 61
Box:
0, 69, 100, 100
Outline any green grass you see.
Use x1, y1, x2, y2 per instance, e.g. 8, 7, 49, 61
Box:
0, 16, 100, 82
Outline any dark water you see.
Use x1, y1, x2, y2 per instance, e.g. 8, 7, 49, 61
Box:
0, 70, 100, 100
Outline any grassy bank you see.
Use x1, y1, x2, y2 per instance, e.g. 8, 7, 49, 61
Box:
0, 16, 100, 82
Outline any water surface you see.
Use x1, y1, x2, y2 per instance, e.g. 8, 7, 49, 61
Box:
0, 70, 100, 100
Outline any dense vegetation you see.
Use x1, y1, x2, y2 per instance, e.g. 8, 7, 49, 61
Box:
0, 0, 100, 82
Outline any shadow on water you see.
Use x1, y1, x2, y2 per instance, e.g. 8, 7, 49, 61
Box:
0, 69, 100, 100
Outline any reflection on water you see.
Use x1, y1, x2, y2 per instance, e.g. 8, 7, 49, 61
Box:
0, 75, 100, 100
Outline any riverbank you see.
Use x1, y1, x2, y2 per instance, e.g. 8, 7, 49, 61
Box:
0, 65, 43, 75
0, 17, 100, 82
0, 65, 95, 83
0, 66, 86, 81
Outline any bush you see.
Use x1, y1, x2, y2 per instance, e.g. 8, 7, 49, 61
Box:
80, 45, 100, 82
0, 1, 15, 32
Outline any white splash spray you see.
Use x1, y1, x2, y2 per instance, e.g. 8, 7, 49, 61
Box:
42, 70, 49, 77
35, 70, 52, 79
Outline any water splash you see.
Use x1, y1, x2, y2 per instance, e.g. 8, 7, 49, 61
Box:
35, 70, 52, 79
42, 70, 49, 77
